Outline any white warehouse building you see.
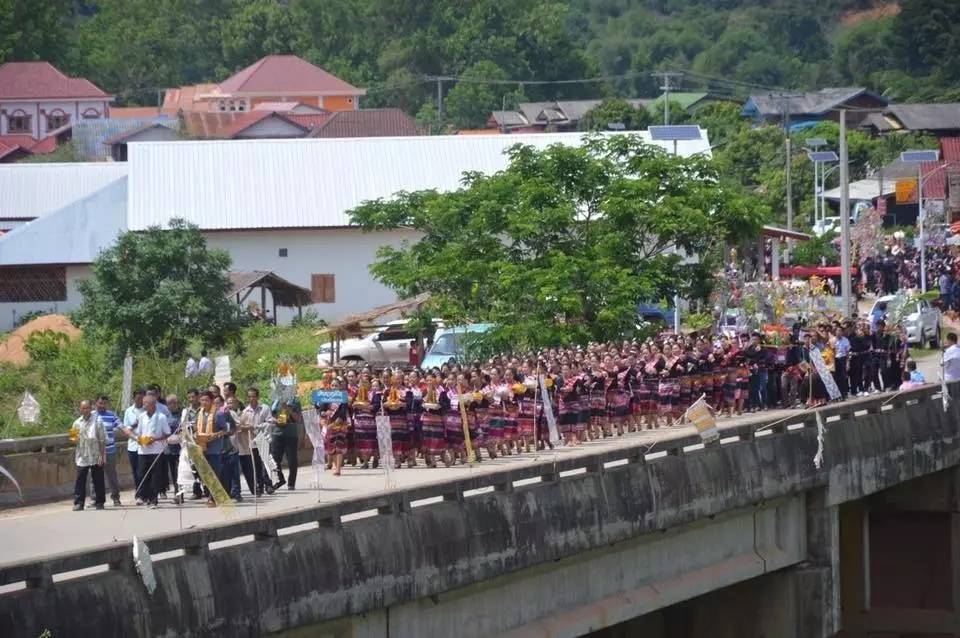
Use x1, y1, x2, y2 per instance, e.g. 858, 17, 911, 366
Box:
0, 131, 711, 332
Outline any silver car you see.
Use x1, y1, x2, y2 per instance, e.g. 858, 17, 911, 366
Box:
870, 295, 941, 347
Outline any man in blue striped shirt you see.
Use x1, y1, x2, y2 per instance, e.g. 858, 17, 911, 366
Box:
95, 394, 123, 506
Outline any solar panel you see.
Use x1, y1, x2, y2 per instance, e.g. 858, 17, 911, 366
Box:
648, 125, 702, 141
809, 151, 839, 162
901, 150, 939, 163
805, 138, 828, 148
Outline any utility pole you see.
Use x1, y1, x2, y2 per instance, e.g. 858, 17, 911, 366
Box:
774, 93, 800, 263
839, 109, 853, 316
436, 76, 444, 131
652, 72, 682, 125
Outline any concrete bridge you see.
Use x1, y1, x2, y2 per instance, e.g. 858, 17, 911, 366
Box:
1, 383, 959, 638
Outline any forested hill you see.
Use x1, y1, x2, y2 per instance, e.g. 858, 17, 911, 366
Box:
2, 0, 957, 127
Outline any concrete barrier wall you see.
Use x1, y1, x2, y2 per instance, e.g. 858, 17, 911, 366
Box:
0, 385, 958, 638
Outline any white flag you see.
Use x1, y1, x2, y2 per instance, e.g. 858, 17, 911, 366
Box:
16, 391, 39, 424
120, 352, 133, 411
214, 355, 232, 388
376, 415, 395, 487
538, 375, 561, 444
132, 535, 157, 595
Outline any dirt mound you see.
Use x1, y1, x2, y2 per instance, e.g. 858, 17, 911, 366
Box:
841, 3, 900, 27
0, 315, 82, 366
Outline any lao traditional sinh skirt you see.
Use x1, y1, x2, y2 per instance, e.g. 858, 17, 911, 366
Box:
420, 407, 446, 456
517, 395, 537, 438
607, 388, 631, 426
590, 388, 607, 426
658, 378, 679, 414
385, 407, 411, 456
486, 402, 505, 444
443, 409, 465, 452
502, 404, 519, 442
352, 408, 378, 455
324, 419, 349, 455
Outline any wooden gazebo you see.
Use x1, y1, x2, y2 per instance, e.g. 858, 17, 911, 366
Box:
228, 270, 313, 322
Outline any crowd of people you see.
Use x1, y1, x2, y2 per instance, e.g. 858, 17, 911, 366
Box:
69, 317, 960, 509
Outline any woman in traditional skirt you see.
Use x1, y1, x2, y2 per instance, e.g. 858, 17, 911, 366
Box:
351, 376, 380, 469
469, 374, 497, 460
710, 346, 726, 411
659, 349, 682, 426
440, 375, 467, 466
517, 362, 539, 453
556, 364, 582, 446
485, 368, 506, 456
575, 369, 591, 442
675, 347, 693, 421
319, 379, 350, 476
501, 369, 521, 453
405, 370, 423, 457
588, 367, 608, 439
383, 373, 415, 469
419, 375, 446, 467
607, 366, 632, 436
643, 345, 665, 428
735, 351, 750, 417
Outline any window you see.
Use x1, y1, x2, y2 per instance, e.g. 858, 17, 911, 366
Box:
47, 111, 69, 131
278, 248, 288, 257
81, 108, 100, 119
7, 112, 31, 133
311, 274, 335, 303
0, 266, 66, 302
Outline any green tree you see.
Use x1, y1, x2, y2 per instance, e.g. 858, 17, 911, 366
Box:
0, 0, 72, 65
220, 0, 305, 72
348, 135, 764, 350
444, 60, 510, 129
579, 98, 652, 131
75, 219, 244, 356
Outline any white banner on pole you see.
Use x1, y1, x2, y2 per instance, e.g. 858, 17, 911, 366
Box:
538, 375, 561, 444
132, 535, 157, 595
375, 415, 395, 488
811, 348, 841, 400
16, 391, 39, 424
120, 352, 133, 411
302, 409, 326, 489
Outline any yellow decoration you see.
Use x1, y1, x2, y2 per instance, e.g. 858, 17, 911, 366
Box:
68, 426, 80, 443
137, 435, 154, 446
184, 432, 234, 516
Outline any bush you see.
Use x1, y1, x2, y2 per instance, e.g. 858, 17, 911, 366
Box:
23, 330, 69, 362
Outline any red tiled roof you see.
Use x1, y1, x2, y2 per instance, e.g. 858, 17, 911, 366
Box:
181, 112, 247, 138
28, 135, 58, 154
161, 84, 216, 113
284, 113, 334, 129
0, 62, 111, 99
941, 137, 960, 162
307, 108, 420, 138
0, 141, 22, 161
218, 55, 365, 96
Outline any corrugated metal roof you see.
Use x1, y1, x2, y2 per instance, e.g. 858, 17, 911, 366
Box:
823, 179, 895, 201
0, 162, 127, 220
127, 131, 712, 232
72, 117, 178, 160
0, 177, 127, 265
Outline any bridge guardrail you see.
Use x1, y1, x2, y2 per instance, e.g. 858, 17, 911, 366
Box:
0, 382, 955, 592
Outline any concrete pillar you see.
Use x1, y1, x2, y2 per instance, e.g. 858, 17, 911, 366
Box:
771, 237, 781, 280
794, 488, 841, 638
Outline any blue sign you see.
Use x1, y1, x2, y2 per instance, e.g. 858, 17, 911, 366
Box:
312, 389, 348, 405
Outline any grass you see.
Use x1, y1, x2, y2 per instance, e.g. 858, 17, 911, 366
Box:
0, 324, 323, 439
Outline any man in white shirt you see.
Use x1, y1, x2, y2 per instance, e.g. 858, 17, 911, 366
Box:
137, 394, 171, 508
72, 400, 106, 511
944, 333, 960, 383
185, 355, 198, 378
239, 387, 275, 496
198, 350, 214, 375
122, 388, 146, 504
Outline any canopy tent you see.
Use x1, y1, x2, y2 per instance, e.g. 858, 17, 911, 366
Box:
315, 293, 430, 366
228, 270, 312, 322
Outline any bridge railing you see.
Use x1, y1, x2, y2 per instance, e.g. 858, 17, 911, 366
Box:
0, 382, 956, 592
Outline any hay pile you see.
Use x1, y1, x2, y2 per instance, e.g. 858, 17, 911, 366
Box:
0, 315, 82, 366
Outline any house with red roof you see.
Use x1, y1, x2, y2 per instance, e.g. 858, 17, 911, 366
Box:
0, 62, 112, 140
163, 55, 365, 115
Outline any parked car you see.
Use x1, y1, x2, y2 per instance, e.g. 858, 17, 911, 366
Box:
870, 295, 941, 348
637, 303, 676, 329
317, 319, 442, 365
421, 323, 494, 370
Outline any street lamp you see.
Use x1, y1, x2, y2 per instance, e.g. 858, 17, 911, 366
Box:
805, 138, 828, 224
900, 150, 940, 293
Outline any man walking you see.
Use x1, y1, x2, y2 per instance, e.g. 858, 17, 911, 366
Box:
239, 388, 274, 496
271, 397, 302, 491
945, 333, 960, 383
136, 394, 171, 508
72, 400, 106, 511
196, 390, 230, 507
122, 388, 146, 504
92, 395, 122, 507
